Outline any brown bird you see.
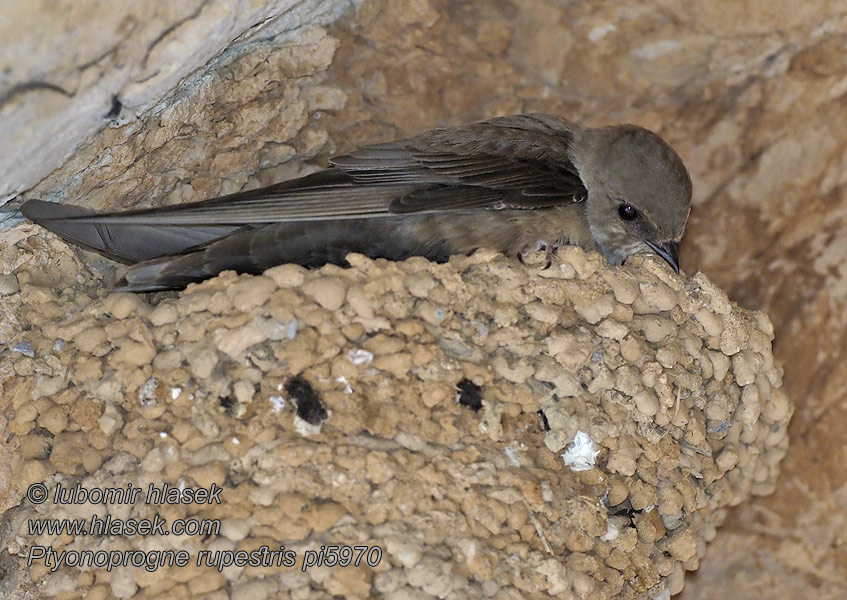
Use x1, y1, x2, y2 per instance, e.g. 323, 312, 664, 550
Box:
21, 113, 692, 292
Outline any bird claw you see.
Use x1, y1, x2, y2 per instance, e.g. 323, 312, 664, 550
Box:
519, 239, 559, 270
542, 244, 554, 269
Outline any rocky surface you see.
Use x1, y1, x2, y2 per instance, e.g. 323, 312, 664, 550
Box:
0, 0, 362, 204
3, 0, 847, 598
1, 231, 789, 598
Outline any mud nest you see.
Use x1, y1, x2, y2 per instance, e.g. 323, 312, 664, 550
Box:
1, 226, 791, 599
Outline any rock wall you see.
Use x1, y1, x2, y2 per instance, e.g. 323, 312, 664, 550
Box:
2, 0, 846, 598
0, 0, 360, 204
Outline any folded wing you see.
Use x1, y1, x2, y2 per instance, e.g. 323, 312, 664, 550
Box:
22, 113, 588, 268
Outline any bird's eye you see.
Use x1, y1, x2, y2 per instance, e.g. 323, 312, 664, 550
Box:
618, 204, 638, 221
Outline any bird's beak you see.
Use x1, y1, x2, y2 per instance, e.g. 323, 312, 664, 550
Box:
644, 240, 680, 273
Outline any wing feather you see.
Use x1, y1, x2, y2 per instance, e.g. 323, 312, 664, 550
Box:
26, 113, 588, 228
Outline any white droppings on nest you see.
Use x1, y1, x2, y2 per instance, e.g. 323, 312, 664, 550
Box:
337, 375, 353, 393
286, 319, 299, 339
268, 395, 286, 412
137, 377, 158, 406
346, 348, 373, 365
294, 415, 323, 437
504, 445, 521, 467
12, 341, 34, 357
561, 431, 601, 471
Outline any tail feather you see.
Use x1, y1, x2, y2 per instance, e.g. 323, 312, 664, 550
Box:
21, 199, 239, 263
117, 218, 453, 292
23, 200, 458, 292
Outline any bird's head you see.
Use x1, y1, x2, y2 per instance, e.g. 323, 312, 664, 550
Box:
571, 124, 692, 273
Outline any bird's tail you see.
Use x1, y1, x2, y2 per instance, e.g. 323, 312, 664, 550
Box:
21, 199, 239, 264
115, 218, 452, 292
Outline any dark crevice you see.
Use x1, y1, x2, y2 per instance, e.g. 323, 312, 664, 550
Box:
0, 81, 73, 111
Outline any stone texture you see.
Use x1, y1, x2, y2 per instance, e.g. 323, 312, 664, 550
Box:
0, 0, 361, 202
2, 0, 847, 598
0, 242, 787, 599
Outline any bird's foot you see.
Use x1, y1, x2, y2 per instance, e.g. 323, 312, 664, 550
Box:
519, 239, 561, 269
543, 243, 559, 269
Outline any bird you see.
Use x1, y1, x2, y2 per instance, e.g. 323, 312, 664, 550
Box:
21, 113, 692, 292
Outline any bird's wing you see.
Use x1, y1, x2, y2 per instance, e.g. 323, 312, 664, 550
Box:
27, 169, 403, 226
27, 114, 587, 229
20, 199, 242, 264
333, 113, 587, 211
